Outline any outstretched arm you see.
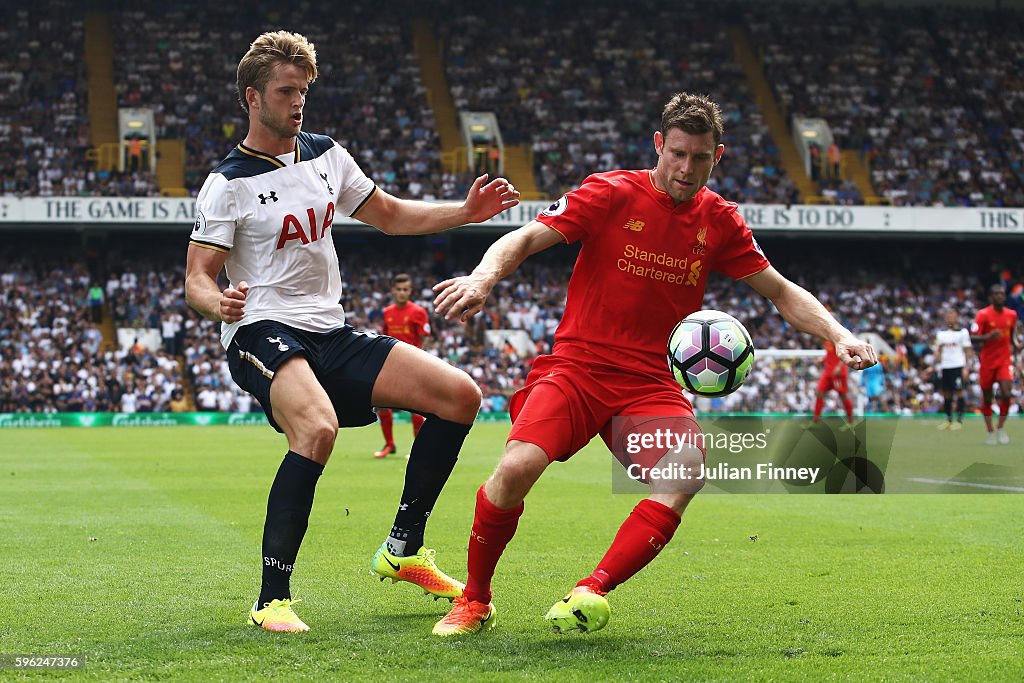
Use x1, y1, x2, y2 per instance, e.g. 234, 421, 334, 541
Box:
744, 266, 877, 370
354, 174, 520, 235
433, 220, 564, 323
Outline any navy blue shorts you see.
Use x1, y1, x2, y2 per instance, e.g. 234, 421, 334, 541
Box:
227, 320, 398, 432
940, 367, 965, 393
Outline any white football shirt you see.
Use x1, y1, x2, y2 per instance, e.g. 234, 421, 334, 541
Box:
935, 327, 971, 369
190, 132, 377, 348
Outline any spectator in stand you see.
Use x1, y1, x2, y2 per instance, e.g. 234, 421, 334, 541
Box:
88, 283, 104, 323
168, 388, 189, 412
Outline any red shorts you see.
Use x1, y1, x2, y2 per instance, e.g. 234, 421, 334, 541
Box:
978, 363, 1013, 390
817, 371, 848, 394
508, 354, 702, 472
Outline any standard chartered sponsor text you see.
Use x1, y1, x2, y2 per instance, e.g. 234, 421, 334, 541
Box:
618, 243, 691, 285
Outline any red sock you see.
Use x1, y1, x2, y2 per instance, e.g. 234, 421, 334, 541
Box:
464, 485, 524, 604
998, 399, 1010, 427
841, 396, 853, 422
813, 396, 825, 420
378, 409, 394, 446
577, 499, 681, 594
981, 402, 993, 417
412, 413, 425, 438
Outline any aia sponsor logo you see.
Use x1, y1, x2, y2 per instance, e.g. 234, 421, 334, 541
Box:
276, 202, 335, 249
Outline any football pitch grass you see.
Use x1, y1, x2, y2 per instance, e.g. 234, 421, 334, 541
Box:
2, 418, 1022, 681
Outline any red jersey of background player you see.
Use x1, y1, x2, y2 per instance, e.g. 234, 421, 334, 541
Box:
382, 302, 430, 347
818, 340, 849, 391
972, 305, 1018, 368
535, 170, 768, 383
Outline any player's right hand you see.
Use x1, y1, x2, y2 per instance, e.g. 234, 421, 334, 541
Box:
836, 336, 877, 371
433, 275, 491, 323
220, 280, 249, 323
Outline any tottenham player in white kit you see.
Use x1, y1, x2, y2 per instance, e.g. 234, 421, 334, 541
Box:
184, 31, 519, 633
934, 309, 973, 430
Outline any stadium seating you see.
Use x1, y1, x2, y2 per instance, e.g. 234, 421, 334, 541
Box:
745, 2, 1024, 206
6, 1, 1024, 205
0, 3, 155, 198
435, 1, 800, 204
6, 237, 1018, 417
0, 256, 184, 413
109, 1, 467, 199
4, 3, 1024, 419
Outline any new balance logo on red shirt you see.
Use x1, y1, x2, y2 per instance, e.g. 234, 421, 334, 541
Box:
623, 218, 645, 232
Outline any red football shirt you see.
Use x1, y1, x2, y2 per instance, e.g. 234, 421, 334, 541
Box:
536, 170, 769, 382
972, 305, 1018, 367
822, 341, 848, 376
382, 302, 430, 347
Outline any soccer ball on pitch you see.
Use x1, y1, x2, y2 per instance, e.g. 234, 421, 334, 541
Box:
667, 310, 755, 397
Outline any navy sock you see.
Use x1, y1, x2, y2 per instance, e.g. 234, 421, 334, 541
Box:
386, 415, 470, 556
257, 450, 324, 607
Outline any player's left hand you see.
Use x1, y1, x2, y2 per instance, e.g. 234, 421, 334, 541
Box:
462, 174, 520, 223
836, 337, 877, 371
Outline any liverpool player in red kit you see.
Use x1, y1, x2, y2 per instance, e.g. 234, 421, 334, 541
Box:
373, 273, 430, 458
971, 284, 1022, 445
812, 340, 855, 425
429, 92, 877, 636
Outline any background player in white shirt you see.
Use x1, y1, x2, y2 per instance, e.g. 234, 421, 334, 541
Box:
184, 31, 519, 633
934, 309, 973, 430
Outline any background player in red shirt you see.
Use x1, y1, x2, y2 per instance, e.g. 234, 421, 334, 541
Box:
374, 273, 430, 458
971, 284, 1023, 445
812, 339, 854, 425
429, 92, 877, 636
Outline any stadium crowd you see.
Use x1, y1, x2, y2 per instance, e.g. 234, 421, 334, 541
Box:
437, 1, 799, 204
747, 2, 1024, 207
3, 239, 1021, 420
0, 256, 186, 414
5, 1, 1023, 207
110, 1, 469, 199
3, 3, 1023, 419
0, 3, 160, 199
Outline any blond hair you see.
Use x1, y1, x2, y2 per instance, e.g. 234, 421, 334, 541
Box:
236, 31, 318, 113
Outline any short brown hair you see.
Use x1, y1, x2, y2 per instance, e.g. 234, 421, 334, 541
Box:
661, 92, 724, 145
236, 31, 318, 113
392, 273, 412, 287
